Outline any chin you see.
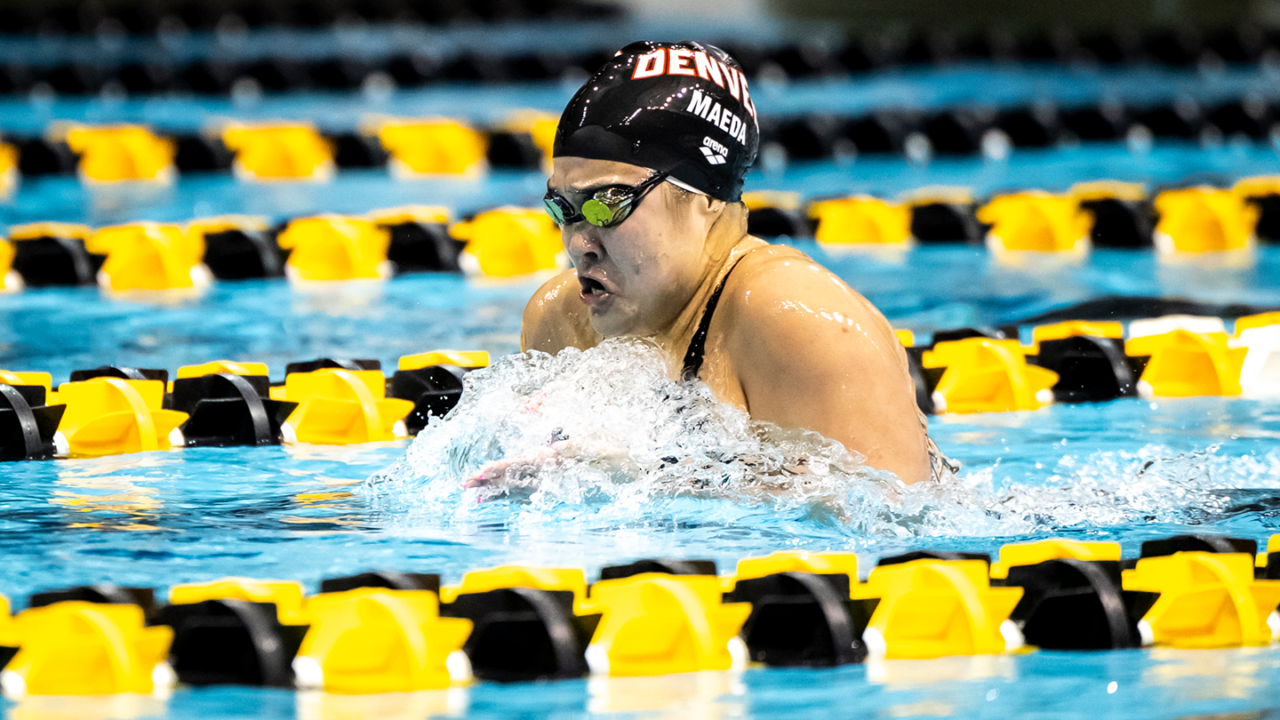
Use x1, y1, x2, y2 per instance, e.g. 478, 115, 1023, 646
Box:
589, 308, 639, 338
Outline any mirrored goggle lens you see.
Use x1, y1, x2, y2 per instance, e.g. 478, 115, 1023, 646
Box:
582, 198, 618, 227
543, 196, 569, 224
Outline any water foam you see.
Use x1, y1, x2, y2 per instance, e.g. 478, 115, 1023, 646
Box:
365, 338, 1280, 549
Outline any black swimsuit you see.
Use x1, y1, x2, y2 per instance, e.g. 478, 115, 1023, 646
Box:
679, 251, 957, 482
681, 255, 745, 382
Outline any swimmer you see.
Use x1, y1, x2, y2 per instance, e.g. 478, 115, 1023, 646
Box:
475, 41, 950, 488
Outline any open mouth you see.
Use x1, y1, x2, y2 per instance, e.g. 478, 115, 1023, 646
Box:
579, 275, 608, 297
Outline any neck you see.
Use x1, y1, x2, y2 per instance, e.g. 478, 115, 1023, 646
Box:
651, 203, 755, 373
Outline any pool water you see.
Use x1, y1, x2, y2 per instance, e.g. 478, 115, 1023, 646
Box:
7, 23, 1280, 718
4, 244, 1280, 717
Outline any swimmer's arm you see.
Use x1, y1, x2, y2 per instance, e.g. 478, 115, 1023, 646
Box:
521, 270, 598, 354
725, 260, 933, 485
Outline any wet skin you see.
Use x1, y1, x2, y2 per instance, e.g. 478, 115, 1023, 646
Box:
519, 157, 933, 485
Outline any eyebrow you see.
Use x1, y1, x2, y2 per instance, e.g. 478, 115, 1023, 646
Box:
547, 180, 626, 194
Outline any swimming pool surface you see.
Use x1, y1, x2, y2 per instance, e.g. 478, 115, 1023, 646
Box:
4, 243, 1280, 718
6, 21, 1280, 719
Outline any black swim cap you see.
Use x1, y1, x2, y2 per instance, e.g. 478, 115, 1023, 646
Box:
553, 40, 759, 203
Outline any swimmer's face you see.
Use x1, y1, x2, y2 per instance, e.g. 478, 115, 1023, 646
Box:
548, 157, 725, 337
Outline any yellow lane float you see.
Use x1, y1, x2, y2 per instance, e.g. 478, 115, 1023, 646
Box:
808, 196, 912, 245
398, 351, 489, 372
977, 191, 1092, 255
579, 574, 751, 677
63, 124, 175, 184
293, 588, 473, 694
451, 207, 563, 278
989, 540, 1122, 580
365, 205, 450, 227
176, 361, 270, 379
1128, 315, 1228, 337
1153, 186, 1257, 254
87, 223, 210, 292
440, 566, 587, 605
853, 558, 1024, 659
276, 216, 392, 282
1260, 534, 1280, 573
922, 338, 1059, 413
1230, 312, 1280, 396
1027, 320, 1124, 353
0, 234, 16, 293
0, 370, 53, 394
1124, 324, 1245, 398
0, 137, 17, 198
169, 578, 308, 625
1069, 180, 1147, 203
373, 119, 488, 177
275, 369, 413, 444
0, 602, 173, 697
1235, 312, 1280, 336
1122, 552, 1280, 648
742, 190, 802, 213
1233, 174, 1280, 200
726, 551, 860, 593
221, 123, 335, 182
0, 368, 58, 417
55, 378, 187, 456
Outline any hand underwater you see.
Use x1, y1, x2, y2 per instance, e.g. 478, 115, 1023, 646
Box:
463, 437, 633, 496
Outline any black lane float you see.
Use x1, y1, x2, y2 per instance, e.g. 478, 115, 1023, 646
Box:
156, 599, 309, 687
1000, 559, 1157, 650
726, 571, 878, 667
0, 384, 64, 461
1029, 336, 1147, 403
443, 587, 601, 682
170, 373, 296, 447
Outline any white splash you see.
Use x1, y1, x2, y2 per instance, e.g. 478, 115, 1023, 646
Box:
367, 338, 898, 516
364, 338, 1280, 549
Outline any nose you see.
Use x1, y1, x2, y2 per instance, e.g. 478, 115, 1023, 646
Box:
564, 225, 603, 267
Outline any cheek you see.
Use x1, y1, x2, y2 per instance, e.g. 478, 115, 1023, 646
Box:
605, 211, 698, 290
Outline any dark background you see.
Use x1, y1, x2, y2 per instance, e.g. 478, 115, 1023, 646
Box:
771, 0, 1261, 32
0, 0, 1267, 33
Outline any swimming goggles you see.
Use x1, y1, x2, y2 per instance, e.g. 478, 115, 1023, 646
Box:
543, 171, 670, 228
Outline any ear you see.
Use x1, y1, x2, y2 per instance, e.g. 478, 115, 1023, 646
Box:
698, 195, 726, 217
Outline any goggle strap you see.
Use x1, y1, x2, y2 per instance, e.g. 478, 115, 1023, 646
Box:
666, 176, 707, 195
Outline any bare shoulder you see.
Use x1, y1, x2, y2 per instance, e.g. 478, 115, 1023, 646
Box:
719, 245, 902, 357
712, 244, 929, 483
521, 270, 597, 353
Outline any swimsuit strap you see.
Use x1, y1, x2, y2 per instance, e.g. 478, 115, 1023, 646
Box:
681, 253, 748, 381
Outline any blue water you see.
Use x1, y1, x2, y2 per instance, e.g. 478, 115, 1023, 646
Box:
6, 141, 1280, 228
7, 23, 1280, 719
4, 246, 1280, 717
3, 64, 1278, 132
3, 649, 1278, 718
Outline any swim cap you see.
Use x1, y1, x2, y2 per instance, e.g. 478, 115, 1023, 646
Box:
553, 40, 759, 203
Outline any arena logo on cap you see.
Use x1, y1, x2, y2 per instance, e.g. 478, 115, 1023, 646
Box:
630, 47, 757, 120
700, 136, 728, 165
686, 89, 749, 145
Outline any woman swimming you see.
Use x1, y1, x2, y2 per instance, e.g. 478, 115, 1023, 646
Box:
488, 41, 945, 486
